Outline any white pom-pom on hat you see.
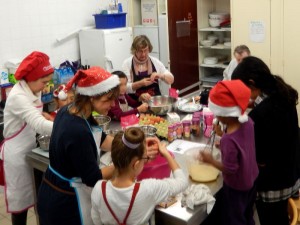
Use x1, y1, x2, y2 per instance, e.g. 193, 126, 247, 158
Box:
58, 91, 67, 100
238, 114, 248, 123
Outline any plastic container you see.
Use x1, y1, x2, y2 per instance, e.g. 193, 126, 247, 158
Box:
182, 120, 191, 138
93, 13, 126, 29
137, 152, 173, 181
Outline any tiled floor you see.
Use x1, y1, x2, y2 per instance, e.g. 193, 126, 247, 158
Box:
0, 186, 37, 225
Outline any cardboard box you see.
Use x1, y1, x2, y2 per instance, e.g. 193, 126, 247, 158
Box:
141, 0, 158, 25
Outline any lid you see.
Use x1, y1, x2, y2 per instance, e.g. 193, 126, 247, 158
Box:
182, 120, 191, 125
192, 117, 200, 122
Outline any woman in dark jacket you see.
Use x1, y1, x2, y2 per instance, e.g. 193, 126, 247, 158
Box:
232, 56, 300, 225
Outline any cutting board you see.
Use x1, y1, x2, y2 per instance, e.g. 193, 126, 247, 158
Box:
32, 147, 49, 158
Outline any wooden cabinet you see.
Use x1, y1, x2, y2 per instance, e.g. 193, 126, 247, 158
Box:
197, 0, 231, 87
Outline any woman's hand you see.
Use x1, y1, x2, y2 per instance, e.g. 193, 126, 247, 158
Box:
137, 103, 149, 113
141, 78, 153, 87
139, 93, 152, 102
150, 72, 161, 82
146, 137, 160, 159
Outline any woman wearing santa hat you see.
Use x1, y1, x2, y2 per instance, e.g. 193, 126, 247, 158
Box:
232, 56, 300, 225
37, 66, 159, 225
0, 51, 54, 224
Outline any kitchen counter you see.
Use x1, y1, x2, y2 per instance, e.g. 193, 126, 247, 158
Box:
26, 110, 223, 225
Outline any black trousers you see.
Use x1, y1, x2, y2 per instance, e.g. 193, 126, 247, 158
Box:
11, 210, 28, 225
201, 183, 256, 225
256, 198, 289, 225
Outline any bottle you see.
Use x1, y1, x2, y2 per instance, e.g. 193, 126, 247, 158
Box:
182, 120, 191, 138
118, 3, 123, 13
204, 113, 214, 138
191, 117, 200, 137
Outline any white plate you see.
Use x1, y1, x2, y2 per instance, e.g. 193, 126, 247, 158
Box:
178, 103, 202, 113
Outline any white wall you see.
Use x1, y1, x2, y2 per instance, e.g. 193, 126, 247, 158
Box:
0, 0, 129, 67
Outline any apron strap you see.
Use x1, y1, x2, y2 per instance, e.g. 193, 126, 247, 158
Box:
101, 181, 140, 225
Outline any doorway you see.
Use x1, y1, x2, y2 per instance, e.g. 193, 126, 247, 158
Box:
167, 0, 199, 93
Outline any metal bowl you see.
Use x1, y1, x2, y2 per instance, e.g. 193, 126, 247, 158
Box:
93, 115, 111, 131
139, 125, 157, 137
104, 129, 121, 137
37, 135, 51, 151
147, 95, 176, 116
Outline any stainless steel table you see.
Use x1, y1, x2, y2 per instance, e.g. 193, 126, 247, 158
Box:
27, 114, 223, 225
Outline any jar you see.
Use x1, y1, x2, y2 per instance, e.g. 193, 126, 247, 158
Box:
191, 117, 200, 137
175, 122, 183, 139
168, 124, 174, 142
182, 120, 191, 138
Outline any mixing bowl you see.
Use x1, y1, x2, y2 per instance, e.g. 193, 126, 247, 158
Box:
184, 147, 220, 182
37, 135, 51, 151
147, 95, 177, 116
139, 125, 157, 137
94, 115, 111, 131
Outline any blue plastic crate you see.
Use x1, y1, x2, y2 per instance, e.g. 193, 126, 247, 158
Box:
93, 13, 126, 29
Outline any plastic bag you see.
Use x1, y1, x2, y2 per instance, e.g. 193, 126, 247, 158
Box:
120, 114, 139, 129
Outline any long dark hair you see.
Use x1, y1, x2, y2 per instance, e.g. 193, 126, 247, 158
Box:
231, 56, 298, 106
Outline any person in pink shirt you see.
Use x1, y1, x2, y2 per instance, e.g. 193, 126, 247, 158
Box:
108, 71, 148, 120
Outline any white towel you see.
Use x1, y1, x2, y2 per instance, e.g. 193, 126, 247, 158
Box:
181, 184, 215, 214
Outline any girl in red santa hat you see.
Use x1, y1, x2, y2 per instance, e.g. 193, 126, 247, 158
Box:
200, 80, 258, 225
0, 51, 54, 225
37, 66, 160, 225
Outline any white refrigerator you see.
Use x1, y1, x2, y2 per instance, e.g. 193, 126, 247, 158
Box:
79, 27, 133, 72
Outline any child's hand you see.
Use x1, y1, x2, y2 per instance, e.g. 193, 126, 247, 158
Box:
42, 112, 54, 122
158, 141, 169, 157
146, 137, 159, 159
139, 93, 152, 102
200, 150, 214, 164
137, 103, 149, 113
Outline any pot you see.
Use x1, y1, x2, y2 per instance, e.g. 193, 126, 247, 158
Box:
93, 115, 111, 131
37, 135, 51, 151
147, 95, 177, 116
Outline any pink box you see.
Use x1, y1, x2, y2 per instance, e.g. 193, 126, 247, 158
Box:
137, 152, 173, 181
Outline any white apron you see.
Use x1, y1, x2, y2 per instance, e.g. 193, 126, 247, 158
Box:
0, 105, 42, 213
48, 122, 103, 225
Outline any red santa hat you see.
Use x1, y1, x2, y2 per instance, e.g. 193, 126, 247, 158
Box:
60, 66, 119, 99
15, 51, 54, 81
208, 80, 251, 123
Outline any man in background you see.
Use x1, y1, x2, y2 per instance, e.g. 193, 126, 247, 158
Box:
223, 45, 251, 80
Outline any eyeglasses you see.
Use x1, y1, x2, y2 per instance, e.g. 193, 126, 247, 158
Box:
136, 47, 149, 55
141, 156, 151, 162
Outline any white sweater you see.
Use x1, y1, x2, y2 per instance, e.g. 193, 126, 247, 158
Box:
122, 56, 173, 95
3, 80, 53, 138
223, 59, 238, 81
91, 169, 188, 225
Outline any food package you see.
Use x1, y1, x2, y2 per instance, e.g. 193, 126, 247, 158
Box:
167, 112, 180, 124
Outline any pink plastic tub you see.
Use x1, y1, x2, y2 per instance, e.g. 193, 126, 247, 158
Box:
137, 153, 173, 181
